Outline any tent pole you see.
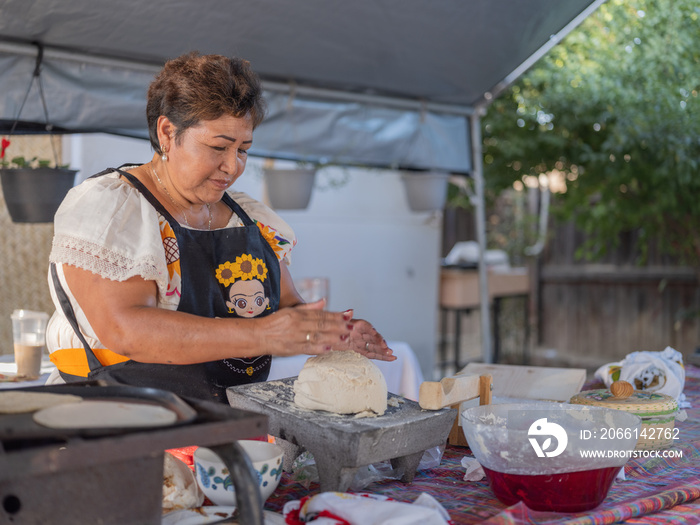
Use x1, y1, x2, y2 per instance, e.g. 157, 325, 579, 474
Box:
478, 0, 608, 106
262, 81, 474, 117
470, 110, 492, 364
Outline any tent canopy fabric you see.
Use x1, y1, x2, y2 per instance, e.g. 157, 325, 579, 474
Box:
0, 0, 601, 172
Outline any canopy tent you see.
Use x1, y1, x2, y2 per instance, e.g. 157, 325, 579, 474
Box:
0, 0, 604, 362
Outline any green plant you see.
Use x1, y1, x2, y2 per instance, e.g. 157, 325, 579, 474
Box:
0, 137, 68, 169
1, 155, 57, 168
482, 0, 700, 268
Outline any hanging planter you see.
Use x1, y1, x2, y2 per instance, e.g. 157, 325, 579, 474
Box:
0, 166, 77, 223
0, 44, 77, 223
263, 167, 317, 210
400, 170, 450, 212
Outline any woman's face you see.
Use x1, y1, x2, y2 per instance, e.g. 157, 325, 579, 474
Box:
164, 114, 254, 205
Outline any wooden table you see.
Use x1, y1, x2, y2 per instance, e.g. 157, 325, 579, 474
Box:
438, 267, 530, 373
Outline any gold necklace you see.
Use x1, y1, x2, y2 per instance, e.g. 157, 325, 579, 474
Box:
150, 163, 212, 230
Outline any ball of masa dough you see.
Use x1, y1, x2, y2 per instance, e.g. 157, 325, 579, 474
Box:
293, 351, 388, 415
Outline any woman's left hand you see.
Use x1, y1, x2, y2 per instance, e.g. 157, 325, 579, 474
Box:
336, 311, 396, 361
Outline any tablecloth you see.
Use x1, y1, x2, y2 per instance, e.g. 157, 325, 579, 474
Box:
264, 365, 700, 524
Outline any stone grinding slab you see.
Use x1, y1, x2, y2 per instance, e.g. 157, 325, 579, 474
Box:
226, 377, 455, 492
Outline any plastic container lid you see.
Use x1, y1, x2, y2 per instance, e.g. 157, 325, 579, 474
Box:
11, 310, 50, 321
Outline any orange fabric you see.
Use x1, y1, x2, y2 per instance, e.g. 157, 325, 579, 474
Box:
166, 446, 199, 467
49, 347, 130, 377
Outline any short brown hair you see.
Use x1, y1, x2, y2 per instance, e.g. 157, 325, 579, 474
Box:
146, 52, 266, 153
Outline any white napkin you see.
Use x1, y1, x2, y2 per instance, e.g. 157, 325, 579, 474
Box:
283, 491, 451, 524
162, 453, 204, 513
595, 347, 689, 408
461, 457, 485, 481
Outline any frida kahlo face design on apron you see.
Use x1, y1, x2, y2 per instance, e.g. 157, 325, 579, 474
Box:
216, 254, 271, 318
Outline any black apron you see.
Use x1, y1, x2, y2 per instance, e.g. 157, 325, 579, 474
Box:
51, 166, 280, 403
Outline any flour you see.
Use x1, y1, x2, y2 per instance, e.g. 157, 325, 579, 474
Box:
387, 397, 401, 407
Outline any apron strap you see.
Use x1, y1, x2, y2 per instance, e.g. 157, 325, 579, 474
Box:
49, 262, 103, 371
221, 192, 256, 226
111, 167, 178, 224
112, 166, 251, 227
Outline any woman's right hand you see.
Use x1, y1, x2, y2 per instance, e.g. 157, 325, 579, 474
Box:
260, 299, 354, 357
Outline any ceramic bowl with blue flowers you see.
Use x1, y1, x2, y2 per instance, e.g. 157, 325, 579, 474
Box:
194, 440, 284, 505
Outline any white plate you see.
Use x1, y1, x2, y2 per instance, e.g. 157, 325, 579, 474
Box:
162, 507, 284, 525
162, 506, 237, 525
33, 399, 178, 429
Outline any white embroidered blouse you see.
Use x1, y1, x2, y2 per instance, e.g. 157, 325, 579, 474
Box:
45, 168, 296, 374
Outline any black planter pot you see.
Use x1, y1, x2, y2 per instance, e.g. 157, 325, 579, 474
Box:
0, 167, 77, 223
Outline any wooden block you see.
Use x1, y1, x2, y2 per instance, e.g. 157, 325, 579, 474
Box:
447, 402, 470, 447
447, 374, 493, 447
419, 373, 481, 410
479, 374, 493, 405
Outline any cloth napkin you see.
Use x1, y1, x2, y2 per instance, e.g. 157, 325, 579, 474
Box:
595, 346, 690, 408
283, 491, 453, 524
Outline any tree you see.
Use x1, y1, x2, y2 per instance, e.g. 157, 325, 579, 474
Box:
482, 0, 700, 267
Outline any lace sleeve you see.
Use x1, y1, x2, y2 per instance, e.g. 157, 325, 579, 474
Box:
49, 172, 170, 294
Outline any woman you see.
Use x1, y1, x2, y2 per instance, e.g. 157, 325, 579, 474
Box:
45, 52, 394, 403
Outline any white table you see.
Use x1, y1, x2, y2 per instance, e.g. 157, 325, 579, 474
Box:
268, 341, 424, 401
0, 354, 55, 389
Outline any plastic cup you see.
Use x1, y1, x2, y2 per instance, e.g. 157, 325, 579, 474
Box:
295, 277, 329, 305
11, 310, 49, 379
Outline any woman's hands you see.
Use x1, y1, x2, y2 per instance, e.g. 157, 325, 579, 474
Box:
342, 317, 396, 362
275, 264, 394, 360
266, 300, 395, 361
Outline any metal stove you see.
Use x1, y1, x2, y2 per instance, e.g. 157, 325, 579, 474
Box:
0, 383, 268, 525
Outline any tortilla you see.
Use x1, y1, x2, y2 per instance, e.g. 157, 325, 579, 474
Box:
0, 391, 83, 414
32, 400, 178, 429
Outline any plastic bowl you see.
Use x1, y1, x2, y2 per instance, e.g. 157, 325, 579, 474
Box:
461, 403, 642, 512
193, 440, 284, 506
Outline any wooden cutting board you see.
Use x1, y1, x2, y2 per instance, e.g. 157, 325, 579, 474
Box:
459, 363, 586, 402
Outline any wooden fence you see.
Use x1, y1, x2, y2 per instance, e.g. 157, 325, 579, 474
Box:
538, 220, 700, 365
441, 203, 700, 367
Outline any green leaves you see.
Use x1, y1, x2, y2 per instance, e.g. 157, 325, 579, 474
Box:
0, 155, 66, 169
482, 0, 700, 266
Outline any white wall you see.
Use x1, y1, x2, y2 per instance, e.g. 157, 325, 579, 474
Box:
68, 135, 442, 379
66, 133, 154, 183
